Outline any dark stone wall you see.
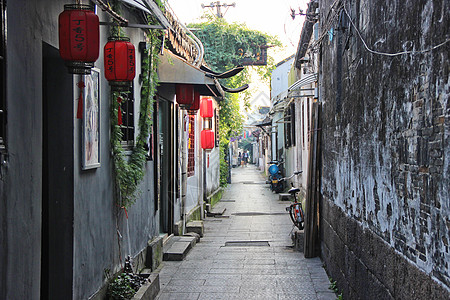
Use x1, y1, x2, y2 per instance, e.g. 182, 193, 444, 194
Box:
321, 199, 449, 299
318, 0, 449, 298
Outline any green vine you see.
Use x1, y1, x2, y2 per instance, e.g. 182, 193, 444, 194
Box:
109, 2, 161, 208
191, 17, 281, 186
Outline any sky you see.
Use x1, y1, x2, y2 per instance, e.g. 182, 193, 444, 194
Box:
166, 0, 310, 62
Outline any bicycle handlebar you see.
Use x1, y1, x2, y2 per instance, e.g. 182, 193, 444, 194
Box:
279, 171, 302, 182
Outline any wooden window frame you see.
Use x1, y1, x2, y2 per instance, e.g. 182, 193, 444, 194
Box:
187, 115, 195, 177
284, 102, 296, 148
120, 85, 135, 147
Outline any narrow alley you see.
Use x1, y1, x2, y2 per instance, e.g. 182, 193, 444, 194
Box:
156, 165, 335, 300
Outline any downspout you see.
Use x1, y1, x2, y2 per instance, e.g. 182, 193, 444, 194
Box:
202, 150, 207, 219
271, 126, 277, 161
181, 113, 187, 234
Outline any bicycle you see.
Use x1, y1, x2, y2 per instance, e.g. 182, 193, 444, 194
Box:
280, 171, 304, 230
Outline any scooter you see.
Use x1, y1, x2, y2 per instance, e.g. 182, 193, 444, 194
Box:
267, 160, 284, 193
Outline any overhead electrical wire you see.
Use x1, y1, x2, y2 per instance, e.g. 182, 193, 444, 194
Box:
308, 0, 449, 57
342, 6, 450, 57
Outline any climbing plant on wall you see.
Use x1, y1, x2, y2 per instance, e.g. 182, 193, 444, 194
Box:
109, 1, 162, 208
191, 17, 281, 186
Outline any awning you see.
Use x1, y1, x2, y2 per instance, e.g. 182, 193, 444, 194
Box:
158, 49, 248, 98
254, 116, 273, 127
120, 0, 172, 29
288, 73, 317, 91
158, 50, 223, 97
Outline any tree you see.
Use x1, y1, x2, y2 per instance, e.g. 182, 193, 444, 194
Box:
191, 17, 281, 185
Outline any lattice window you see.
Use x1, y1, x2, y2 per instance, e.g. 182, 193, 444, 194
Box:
120, 86, 135, 147
187, 115, 195, 177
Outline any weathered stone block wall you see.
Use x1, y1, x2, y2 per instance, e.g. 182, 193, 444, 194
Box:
319, 0, 449, 298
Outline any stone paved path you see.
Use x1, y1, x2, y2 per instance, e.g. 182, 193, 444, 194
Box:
156, 165, 336, 300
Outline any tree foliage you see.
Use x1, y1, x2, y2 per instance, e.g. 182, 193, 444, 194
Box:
191, 17, 281, 185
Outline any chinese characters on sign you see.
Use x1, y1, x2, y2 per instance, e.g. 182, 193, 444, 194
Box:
237, 45, 268, 66
104, 45, 114, 77
72, 19, 85, 52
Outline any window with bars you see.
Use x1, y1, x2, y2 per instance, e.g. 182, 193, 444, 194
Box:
120, 87, 135, 147
0, 0, 6, 151
187, 115, 195, 177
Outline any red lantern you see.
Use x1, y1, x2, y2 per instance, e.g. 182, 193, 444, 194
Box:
200, 97, 214, 118
176, 84, 194, 109
59, 4, 99, 74
104, 37, 136, 90
187, 91, 201, 115
201, 129, 215, 150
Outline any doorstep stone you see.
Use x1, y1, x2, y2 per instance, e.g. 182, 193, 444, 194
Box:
184, 232, 201, 243
279, 193, 292, 201
186, 220, 204, 237
206, 207, 226, 217
163, 235, 196, 261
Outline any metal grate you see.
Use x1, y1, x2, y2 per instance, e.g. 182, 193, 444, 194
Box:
224, 241, 270, 247
232, 212, 287, 216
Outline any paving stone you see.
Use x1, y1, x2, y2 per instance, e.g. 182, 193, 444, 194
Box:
278, 294, 318, 300
204, 274, 242, 281
164, 284, 240, 293
316, 291, 338, 300
167, 279, 206, 286
155, 166, 332, 300
243, 258, 275, 265
156, 292, 200, 300
197, 293, 242, 300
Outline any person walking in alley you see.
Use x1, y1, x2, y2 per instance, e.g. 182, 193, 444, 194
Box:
243, 150, 249, 166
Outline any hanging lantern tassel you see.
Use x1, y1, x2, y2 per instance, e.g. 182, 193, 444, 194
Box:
207, 154, 210, 168
117, 96, 123, 125
76, 80, 85, 119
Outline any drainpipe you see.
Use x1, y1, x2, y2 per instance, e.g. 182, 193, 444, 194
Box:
202, 150, 207, 219
181, 113, 187, 234
271, 126, 277, 161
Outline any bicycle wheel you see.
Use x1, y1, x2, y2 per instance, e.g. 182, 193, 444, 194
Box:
289, 203, 304, 230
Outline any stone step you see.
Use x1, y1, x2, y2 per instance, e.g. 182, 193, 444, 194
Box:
279, 193, 292, 201
206, 207, 226, 217
163, 235, 197, 261
186, 220, 204, 237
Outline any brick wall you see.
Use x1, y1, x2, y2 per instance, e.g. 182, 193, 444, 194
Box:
318, 0, 449, 298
